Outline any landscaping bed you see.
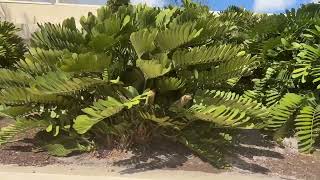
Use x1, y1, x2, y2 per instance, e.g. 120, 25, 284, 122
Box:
1, 118, 319, 180
1, 1, 320, 180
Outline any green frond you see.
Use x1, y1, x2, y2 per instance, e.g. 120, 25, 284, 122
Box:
0, 119, 49, 145
0, 69, 34, 88
172, 44, 243, 68
88, 15, 124, 52
196, 55, 258, 85
136, 54, 171, 79
130, 28, 158, 58
187, 90, 269, 128
31, 22, 85, 52
139, 111, 174, 128
92, 15, 122, 36
89, 34, 118, 53
36, 132, 91, 157
0, 106, 34, 118
29, 71, 107, 95
295, 105, 320, 153
243, 67, 279, 104
292, 44, 320, 85
0, 21, 26, 67
155, 8, 177, 28
304, 25, 320, 39
16, 48, 65, 75
134, 4, 159, 28
242, 89, 261, 101
155, 77, 185, 93
267, 93, 304, 130
194, 16, 231, 43
155, 22, 203, 51
59, 52, 112, 73
73, 90, 152, 134
265, 89, 285, 107
0, 87, 66, 105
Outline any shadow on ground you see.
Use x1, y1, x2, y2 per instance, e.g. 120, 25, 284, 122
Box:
111, 131, 284, 175
112, 140, 191, 174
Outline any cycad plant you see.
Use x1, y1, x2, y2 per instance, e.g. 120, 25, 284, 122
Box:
240, 3, 320, 153
0, 21, 26, 68
0, 0, 267, 166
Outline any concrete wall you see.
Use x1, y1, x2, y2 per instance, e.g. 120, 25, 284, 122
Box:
0, 1, 100, 38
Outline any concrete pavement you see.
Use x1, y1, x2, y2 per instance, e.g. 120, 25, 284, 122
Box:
0, 165, 281, 180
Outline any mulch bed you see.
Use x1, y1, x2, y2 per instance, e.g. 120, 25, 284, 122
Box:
1, 118, 320, 179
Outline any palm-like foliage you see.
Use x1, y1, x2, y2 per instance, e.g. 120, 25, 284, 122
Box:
0, 1, 264, 164
0, 21, 26, 68
239, 3, 320, 153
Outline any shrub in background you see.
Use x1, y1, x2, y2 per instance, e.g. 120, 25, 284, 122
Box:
0, 21, 26, 68
0, 0, 265, 167
240, 3, 320, 153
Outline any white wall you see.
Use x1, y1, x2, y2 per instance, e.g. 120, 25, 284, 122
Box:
0, 1, 100, 38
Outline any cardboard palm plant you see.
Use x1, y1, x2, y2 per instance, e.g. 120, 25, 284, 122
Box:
0, 0, 267, 165
241, 3, 320, 153
0, 21, 26, 68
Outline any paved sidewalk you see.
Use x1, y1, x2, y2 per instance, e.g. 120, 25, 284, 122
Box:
0, 172, 280, 180
1, 172, 136, 180
0, 171, 281, 180
0, 165, 281, 180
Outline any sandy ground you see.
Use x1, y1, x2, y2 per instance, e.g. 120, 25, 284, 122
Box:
0, 165, 281, 180
1, 118, 320, 180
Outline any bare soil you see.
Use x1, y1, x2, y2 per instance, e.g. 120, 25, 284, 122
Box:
1, 118, 320, 180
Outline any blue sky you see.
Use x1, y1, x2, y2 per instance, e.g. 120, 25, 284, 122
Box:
30, 0, 319, 13
78, 0, 318, 13
129, 0, 319, 13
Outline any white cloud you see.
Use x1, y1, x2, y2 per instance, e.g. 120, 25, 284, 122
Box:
253, 0, 296, 12
130, 0, 168, 7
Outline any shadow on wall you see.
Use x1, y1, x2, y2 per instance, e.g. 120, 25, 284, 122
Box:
0, 4, 11, 21
0, 4, 37, 39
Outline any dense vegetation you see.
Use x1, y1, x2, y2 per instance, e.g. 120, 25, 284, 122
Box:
239, 4, 320, 153
0, 0, 319, 167
0, 21, 26, 68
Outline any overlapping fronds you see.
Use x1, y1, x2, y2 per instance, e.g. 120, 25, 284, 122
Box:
139, 111, 175, 128
293, 43, 320, 88
172, 45, 242, 68
0, 87, 66, 105
197, 55, 258, 84
136, 54, 171, 79
156, 22, 203, 51
16, 48, 65, 75
0, 21, 26, 67
187, 90, 268, 128
0, 106, 34, 118
155, 77, 185, 93
0, 119, 49, 145
36, 132, 91, 157
130, 28, 158, 58
295, 105, 320, 153
1, 1, 297, 162
73, 90, 152, 134
0, 69, 33, 87
31, 19, 85, 52
59, 52, 112, 73
29, 71, 107, 95
267, 93, 304, 130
